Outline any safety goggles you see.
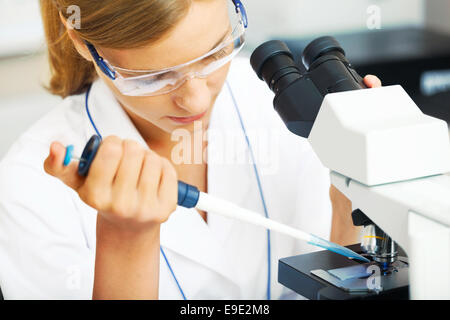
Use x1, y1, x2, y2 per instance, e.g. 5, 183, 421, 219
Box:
85, 0, 248, 97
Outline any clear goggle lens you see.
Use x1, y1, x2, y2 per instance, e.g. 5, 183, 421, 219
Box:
107, 14, 246, 96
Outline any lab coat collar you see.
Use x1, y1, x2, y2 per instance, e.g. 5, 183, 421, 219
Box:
83, 78, 254, 289
83, 80, 148, 146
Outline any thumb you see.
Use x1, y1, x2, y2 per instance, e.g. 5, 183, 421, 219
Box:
363, 75, 382, 88
44, 141, 84, 191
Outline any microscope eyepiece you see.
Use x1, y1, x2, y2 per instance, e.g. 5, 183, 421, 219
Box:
250, 36, 366, 138
250, 40, 302, 94
301, 36, 346, 70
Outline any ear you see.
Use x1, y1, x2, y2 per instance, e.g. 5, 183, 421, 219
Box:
59, 11, 92, 62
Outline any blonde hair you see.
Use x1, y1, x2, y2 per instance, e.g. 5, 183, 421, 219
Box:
40, 0, 191, 98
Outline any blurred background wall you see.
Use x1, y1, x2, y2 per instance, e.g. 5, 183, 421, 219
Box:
0, 0, 449, 159
0, 0, 59, 160
426, 0, 450, 33
244, 0, 425, 50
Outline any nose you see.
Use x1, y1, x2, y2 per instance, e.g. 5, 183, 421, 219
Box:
172, 77, 211, 115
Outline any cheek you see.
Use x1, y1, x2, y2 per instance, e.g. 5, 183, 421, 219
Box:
100, 75, 175, 121
208, 63, 231, 90
117, 95, 174, 120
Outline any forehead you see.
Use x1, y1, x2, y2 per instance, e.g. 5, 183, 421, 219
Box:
99, 0, 230, 70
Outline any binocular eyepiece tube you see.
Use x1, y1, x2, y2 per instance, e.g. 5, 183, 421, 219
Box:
250, 36, 366, 138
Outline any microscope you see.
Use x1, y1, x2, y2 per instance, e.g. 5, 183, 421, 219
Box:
250, 37, 450, 299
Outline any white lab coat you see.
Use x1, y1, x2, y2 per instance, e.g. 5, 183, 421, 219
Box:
0, 57, 332, 299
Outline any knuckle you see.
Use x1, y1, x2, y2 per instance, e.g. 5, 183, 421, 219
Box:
162, 159, 177, 178
146, 151, 162, 169
79, 186, 106, 210
103, 135, 122, 145
123, 139, 143, 154
100, 138, 123, 159
150, 151, 162, 162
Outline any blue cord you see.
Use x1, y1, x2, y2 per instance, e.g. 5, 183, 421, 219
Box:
85, 84, 102, 139
226, 81, 272, 300
160, 247, 187, 300
84, 84, 187, 300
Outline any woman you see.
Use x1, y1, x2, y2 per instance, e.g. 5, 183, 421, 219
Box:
0, 0, 380, 299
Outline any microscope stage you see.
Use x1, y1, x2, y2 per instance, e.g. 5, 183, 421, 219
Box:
279, 244, 409, 300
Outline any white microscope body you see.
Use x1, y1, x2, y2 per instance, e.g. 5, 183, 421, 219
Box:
308, 85, 450, 299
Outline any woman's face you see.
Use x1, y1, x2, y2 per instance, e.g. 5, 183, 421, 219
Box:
92, 0, 231, 135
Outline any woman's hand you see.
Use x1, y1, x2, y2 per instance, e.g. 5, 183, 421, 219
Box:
44, 136, 178, 299
44, 136, 178, 231
363, 75, 382, 88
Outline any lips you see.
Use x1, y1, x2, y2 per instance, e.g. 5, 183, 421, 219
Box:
167, 110, 207, 124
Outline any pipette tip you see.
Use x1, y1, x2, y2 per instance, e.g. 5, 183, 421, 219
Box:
308, 234, 370, 263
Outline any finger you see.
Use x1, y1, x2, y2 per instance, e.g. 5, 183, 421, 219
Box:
86, 135, 123, 190
113, 139, 146, 193
44, 141, 84, 190
158, 158, 178, 209
364, 75, 382, 88
137, 150, 163, 202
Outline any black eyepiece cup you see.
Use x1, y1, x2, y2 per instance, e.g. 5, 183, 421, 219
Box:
250, 40, 301, 93
250, 40, 295, 80
302, 36, 345, 70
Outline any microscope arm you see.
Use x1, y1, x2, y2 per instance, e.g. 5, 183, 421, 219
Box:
252, 37, 450, 299
306, 85, 450, 299
330, 172, 450, 299
330, 172, 450, 252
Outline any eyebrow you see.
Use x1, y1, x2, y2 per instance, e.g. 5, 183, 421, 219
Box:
100, 26, 233, 71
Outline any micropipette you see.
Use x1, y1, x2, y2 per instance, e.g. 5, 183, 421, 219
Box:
195, 190, 369, 262
64, 135, 369, 263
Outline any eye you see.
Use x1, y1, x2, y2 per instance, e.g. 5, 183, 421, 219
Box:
155, 71, 176, 80
155, 73, 166, 80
